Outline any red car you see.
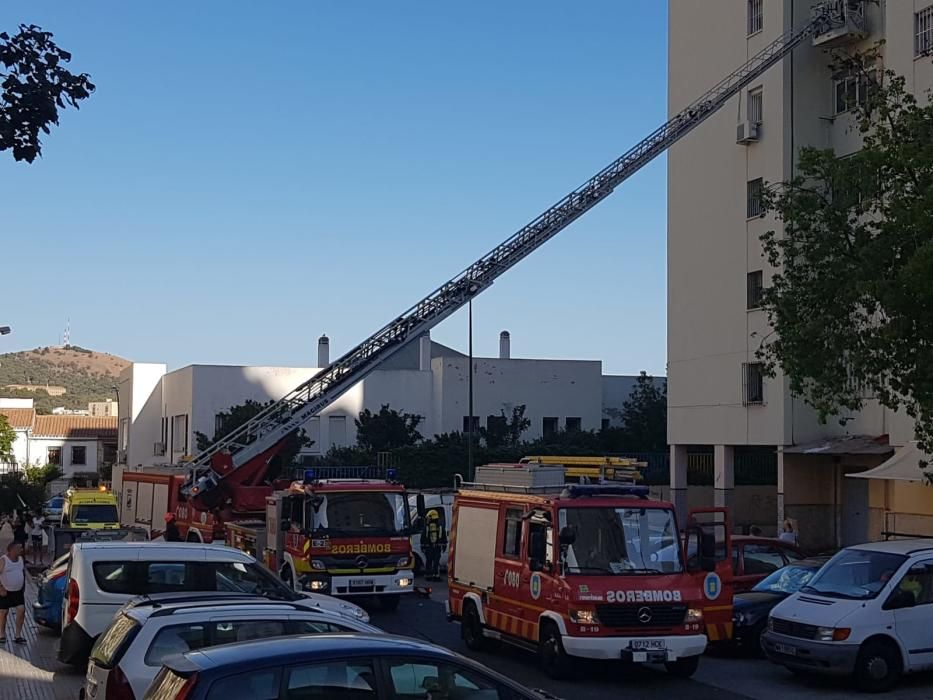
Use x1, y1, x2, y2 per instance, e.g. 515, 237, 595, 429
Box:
729, 535, 804, 592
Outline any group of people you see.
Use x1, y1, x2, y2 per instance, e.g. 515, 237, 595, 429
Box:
0, 510, 46, 566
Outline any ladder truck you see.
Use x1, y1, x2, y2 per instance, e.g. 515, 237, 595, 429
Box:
166, 0, 864, 597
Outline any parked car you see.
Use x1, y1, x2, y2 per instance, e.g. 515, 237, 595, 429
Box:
762, 539, 933, 693
731, 557, 829, 653
43, 495, 65, 520
143, 633, 554, 700
59, 541, 369, 666
32, 553, 71, 632
82, 596, 382, 700
730, 536, 805, 592
408, 491, 454, 574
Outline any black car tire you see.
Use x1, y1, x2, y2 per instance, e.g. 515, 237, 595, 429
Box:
539, 621, 573, 679
855, 638, 902, 693
665, 654, 700, 678
462, 602, 486, 651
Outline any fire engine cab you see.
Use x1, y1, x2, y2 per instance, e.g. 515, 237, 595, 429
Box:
446, 463, 732, 679
261, 467, 415, 610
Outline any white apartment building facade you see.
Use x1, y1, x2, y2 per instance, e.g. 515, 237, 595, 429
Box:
117, 332, 645, 470
667, 0, 930, 549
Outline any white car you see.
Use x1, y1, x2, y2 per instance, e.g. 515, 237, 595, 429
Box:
59, 541, 368, 666
762, 539, 933, 692
82, 595, 382, 700
409, 491, 454, 574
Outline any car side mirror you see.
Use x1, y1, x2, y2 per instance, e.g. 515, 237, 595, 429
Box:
885, 589, 916, 610
559, 526, 576, 546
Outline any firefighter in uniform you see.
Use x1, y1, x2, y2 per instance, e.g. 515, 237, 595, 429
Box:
422, 509, 447, 581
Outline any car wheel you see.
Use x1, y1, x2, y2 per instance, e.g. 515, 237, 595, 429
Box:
855, 639, 902, 693
664, 655, 700, 678
280, 564, 295, 591
462, 602, 486, 651
539, 621, 573, 679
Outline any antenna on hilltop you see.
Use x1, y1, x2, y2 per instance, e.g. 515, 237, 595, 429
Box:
63, 318, 71, 347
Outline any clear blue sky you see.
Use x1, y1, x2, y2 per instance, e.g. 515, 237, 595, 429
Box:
1, 1, 669, 375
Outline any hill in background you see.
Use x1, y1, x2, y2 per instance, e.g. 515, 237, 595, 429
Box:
0, 345, 131, 414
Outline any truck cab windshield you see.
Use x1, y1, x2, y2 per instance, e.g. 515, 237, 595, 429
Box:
308, 492, 410, 537
71, 504, 119, 524
559, 507, 683, 574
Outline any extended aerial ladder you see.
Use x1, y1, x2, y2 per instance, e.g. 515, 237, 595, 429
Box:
181, 2, 862, 511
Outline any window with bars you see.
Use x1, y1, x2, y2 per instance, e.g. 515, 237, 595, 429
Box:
542, 417, 559, 437
747, 270, 764, 310
462, 415, 480, 433
743, 363, 765, 406
565, 417, 582, 432
748, 0, 763, 35
748, 88, 763, 125
833, 72, 871, 115
747, 178, 764, 218
917, 7, 933, 57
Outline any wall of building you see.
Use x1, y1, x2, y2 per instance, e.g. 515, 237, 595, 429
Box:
29, 437, 100, 478
431, 356, 602, 439
117, 363, 165, 468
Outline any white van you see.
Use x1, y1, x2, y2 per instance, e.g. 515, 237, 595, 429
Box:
58, 541, 369, 665
762, 539, 933, 692
408, 491, 454, 574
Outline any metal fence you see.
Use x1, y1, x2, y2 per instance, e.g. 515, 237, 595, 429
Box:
619, 448, 778, 486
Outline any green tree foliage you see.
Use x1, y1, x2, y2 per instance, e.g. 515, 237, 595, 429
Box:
759, 49, 933, 467
0, 463, 61, 513
617, 372, 667, 452
1, 24, 94, 162
194, 399, 312, 473
24, 463, 62, 485
354, 404, 423, 452
479, 404, 531, 448
0, 414, 14, 464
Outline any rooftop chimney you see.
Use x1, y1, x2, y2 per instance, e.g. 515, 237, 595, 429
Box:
318, 334, 330, 367
499, 330, 511, 359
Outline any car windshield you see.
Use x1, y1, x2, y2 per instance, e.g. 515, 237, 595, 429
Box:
308, 492, 410, 537
559, 507, 683, 574
752, 562, 823, 594
214, 561, 300, 601
72, 504, 118, 524
801, 549, 907, 600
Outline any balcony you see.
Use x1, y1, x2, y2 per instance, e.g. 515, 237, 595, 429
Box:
812, 0, 868, 48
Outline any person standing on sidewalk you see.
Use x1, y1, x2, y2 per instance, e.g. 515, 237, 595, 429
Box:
422, 510, 447, 582
29, 512, 45, 567
0, 540, 27, 644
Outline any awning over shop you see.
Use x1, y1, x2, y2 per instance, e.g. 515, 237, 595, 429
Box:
847, 441, 929, 482
784, 434, 892, 456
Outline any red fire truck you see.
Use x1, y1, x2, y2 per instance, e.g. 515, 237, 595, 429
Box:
445, 463, 732, 679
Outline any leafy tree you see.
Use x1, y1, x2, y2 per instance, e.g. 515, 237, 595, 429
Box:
355, 404, 423, 453
194, 399, 313, 473
24, 463, 62, 485
480, 404, 530, 448
1, 24, 95, 162
0, 414, 15, 464
758, 49, 933, 467
617, 372, 668, 452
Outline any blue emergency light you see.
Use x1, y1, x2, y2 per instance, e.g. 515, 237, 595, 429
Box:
387, 468, 397, 480
566, 484, 649, 499
303, 468, 316, 482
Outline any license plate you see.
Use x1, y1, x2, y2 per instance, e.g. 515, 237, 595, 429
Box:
774, 643, 797, 656
631, 639, 665, 651
350, 579, 374, 587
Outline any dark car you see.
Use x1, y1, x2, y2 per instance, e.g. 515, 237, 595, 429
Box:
143, 634, 555, 700
731, 557, 829, 652
730, 536, 805, 592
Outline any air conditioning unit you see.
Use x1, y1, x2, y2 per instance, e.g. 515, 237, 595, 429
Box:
153, 442, 166, 456
736, 120, 760, 144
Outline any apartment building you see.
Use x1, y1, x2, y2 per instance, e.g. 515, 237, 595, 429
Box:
667, 0, 933, 549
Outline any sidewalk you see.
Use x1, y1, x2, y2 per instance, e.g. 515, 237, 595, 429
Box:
0, 575, 83, 700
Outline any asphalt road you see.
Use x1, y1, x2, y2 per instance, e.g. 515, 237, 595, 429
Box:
368, 577, 933, 700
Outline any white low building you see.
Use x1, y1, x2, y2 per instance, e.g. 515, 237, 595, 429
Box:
0, 399, 117, 477
117, 332, 648, 467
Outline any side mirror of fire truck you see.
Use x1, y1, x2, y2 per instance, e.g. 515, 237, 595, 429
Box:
416, 494, 426, 519
559, 526, 576, 546
699, 530, 716, 572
